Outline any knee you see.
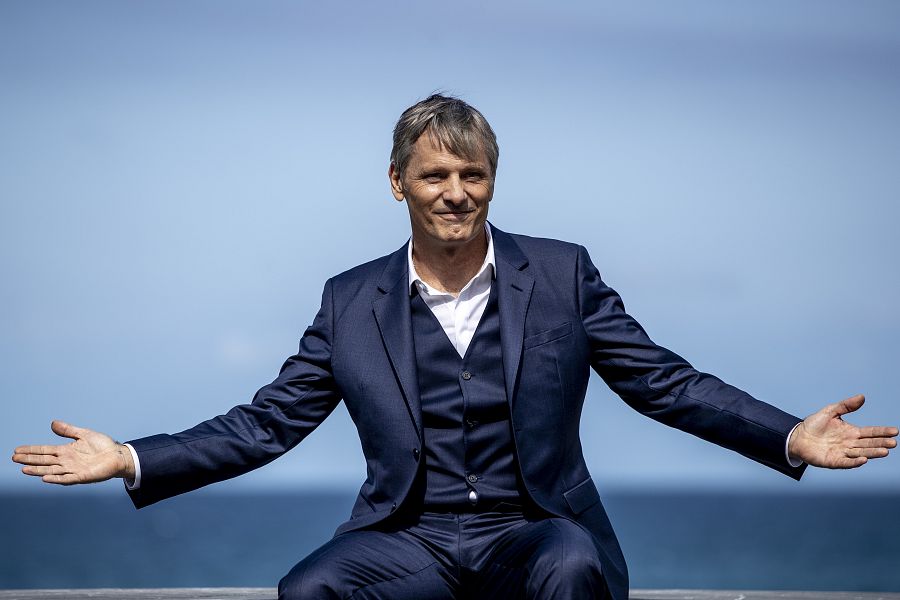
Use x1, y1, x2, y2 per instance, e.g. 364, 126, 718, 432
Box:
533, 545, 603, 583
561, 549, 603, 581
527, 522, 606, 596
278, 557, 341, 600
528, 550, 605, 599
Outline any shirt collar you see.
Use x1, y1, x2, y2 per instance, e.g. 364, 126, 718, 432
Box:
408, 222, 495, 296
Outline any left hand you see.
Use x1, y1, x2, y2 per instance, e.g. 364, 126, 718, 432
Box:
789, 394, 898, 468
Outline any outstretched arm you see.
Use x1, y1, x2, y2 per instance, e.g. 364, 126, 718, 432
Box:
12, 420, 135, 485
789, 394, 898, 468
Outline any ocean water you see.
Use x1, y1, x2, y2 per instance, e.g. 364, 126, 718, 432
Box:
1, 489, 898, 592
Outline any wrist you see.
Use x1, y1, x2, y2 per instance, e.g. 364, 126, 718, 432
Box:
116, 443, 136, 479
788, 422, 805, 463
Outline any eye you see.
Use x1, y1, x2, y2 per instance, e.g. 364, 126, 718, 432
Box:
464, 171, 487, 182
423, 173, 444, 183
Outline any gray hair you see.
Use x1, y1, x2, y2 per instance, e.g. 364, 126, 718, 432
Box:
390, 94, 499, 177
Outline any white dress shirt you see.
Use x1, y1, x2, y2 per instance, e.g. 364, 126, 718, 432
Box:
123, 443, 141, 490
408, 223, 496, 358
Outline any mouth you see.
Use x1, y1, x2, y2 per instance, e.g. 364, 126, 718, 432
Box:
435, 210, 474, 221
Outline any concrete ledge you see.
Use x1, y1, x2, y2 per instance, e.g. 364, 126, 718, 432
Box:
2, 590, 900, 600
632, 592, 900, 600
0, 592, 274, 600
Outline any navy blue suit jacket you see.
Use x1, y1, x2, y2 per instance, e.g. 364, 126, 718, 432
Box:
127, 224, 806, 600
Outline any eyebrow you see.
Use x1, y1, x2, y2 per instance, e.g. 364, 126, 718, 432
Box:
416, 160, 489, 172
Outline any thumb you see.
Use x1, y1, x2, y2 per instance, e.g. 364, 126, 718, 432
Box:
833, 394, 865, 418
51, 420, 87, 441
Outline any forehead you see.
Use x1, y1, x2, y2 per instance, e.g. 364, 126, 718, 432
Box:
407, 131, 490, 169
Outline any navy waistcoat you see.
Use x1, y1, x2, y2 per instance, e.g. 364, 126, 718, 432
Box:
410, 282, 527, 510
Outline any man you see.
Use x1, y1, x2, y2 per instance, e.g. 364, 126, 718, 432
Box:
13, 94, 898, 600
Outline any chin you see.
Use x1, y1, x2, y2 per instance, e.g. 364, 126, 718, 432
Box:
417, 218, 485, 247
440, 226, 480, 243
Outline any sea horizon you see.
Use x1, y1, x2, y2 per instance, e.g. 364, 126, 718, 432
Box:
3, 487, 898, 592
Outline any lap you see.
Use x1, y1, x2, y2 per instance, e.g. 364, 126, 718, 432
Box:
470, 515, 608, 598
279, 512, 609, 600
278, 528, 455, 600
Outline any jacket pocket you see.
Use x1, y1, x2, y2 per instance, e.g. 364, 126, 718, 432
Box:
563, 476, 601, 515
524, 322, 573, 350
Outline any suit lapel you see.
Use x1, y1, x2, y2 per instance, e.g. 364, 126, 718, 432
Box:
491, 226, 535, 408
373, 242, 423, 437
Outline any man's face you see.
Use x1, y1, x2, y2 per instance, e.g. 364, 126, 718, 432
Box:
390, 132, 494, 251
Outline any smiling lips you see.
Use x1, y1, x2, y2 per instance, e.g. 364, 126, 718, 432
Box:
436, 210, 474, 220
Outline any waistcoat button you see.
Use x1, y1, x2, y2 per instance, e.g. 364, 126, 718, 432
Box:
461, 371, 472, 380
467, 474, 478, 483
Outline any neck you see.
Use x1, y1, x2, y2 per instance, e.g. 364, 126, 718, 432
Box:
412, 229, 488, 296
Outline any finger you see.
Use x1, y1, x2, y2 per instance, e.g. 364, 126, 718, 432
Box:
22, 464, 68, 477
833, 394, 865, 417
12, 453, 62, 466
42, 473, 82, 486
858, 426, 899, 439
51, 420, 87, 441
846, 447, 890, 460
12, 444, 60, 456
833, 456, 868, 469
851, 437, 898, 449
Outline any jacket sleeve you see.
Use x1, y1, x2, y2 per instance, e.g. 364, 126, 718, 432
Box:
576, 245, 806, 479
126, 278, 342, 508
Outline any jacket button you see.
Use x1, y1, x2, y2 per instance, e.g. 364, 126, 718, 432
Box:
468, 490, 478, 504
412, 448, 420, 461
391, 502, 397, 512
461, 371, 472, 380
467, 474, 478, 483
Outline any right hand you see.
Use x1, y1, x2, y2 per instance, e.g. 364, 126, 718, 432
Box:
12, 420, 135, 485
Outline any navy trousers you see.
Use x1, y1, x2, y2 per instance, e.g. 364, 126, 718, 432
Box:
278, 505, 610, 599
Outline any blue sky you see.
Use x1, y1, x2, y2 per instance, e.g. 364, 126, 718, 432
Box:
2, 0, 899, 492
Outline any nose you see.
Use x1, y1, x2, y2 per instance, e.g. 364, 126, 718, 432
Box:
442, 174, 467, 205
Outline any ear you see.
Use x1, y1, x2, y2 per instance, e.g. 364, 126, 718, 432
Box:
388, 162, 405, 202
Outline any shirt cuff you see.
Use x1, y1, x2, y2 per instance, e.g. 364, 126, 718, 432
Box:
785, 422, 804, 468
122, 443, 142, 490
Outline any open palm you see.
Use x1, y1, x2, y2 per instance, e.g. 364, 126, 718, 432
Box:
12, 420, 131, 485
789, 394, 898, 468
